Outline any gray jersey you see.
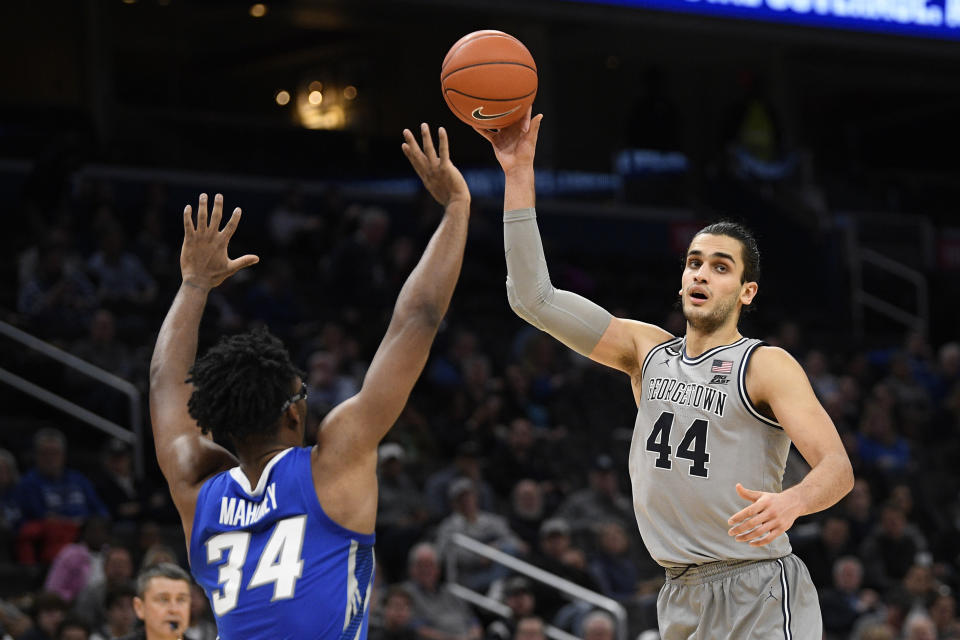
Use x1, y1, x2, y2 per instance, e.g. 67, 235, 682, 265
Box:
628, 336, 793, 567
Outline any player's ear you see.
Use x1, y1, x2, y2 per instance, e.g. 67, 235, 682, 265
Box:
740, 281, 758, 306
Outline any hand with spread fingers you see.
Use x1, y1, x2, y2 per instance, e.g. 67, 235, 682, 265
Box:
402, 123, 469, 207
180, 193, 260, 290
727, 483, 804, 547
473, 106, 543, 174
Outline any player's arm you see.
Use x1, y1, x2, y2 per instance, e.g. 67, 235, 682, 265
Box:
475, 109, 672, 375
728, 346, 854, 546
149, 194, 258, 527
320, 124, 469, 453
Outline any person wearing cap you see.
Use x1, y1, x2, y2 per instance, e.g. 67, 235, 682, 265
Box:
436, 479, 524, 592
529, 519, 600, 620
93, 439, 146, 525
487, 577, 537, 640
555, 455, 634, 541
377, 443, 428, 582
424, 441, 495, 519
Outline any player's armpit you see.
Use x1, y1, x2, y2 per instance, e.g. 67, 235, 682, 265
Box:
588, 318, 674, 375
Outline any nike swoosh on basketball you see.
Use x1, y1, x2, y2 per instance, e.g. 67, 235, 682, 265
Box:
472, 105, 520, 120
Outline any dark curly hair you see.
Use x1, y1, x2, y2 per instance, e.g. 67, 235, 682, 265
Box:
693, 220, 761, 284
186, 326, 304, 445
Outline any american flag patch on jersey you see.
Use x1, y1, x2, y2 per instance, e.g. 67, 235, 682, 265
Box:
711, 359, 733, 373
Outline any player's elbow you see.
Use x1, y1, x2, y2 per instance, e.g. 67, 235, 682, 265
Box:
505, 277, 546, 327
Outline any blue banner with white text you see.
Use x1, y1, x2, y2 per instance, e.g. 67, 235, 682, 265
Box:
573, 0, 960, 40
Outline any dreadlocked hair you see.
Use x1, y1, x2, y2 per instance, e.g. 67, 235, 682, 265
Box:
186, 326, 303, 445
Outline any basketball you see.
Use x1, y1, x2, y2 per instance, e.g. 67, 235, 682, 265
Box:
441, 30, 538, 130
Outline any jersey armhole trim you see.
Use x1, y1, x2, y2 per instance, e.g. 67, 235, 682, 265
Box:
738, 341, 783, 430
640, 336, 681, 379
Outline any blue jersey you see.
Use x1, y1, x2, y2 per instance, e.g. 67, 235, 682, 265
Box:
189, 447, 375, 640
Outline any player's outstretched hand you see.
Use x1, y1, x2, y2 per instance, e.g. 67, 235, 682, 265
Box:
180, 193, 259, 290
402, 123, 470, 207
727, 483, 803, 547
473, 106, 543, 174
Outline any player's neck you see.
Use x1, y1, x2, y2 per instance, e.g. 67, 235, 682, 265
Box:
235, 442, 295, 488
683, 325, 742, 358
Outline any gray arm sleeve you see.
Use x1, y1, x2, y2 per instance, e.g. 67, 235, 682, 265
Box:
504, 208, 613, 356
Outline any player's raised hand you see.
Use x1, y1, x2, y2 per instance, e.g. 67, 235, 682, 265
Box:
473, 106, 543, 174
402, 123, 470, 207
727, 483, 803, 547
180, 193, 259, 290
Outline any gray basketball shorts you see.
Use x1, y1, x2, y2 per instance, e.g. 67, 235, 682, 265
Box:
656, 554, 821, 640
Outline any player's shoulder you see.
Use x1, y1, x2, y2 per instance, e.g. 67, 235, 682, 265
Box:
745, 344, 807, 393
615, 319, 676, 359
748, 344, 800, 370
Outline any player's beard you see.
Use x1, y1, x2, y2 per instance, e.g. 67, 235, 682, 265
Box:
683, 291, 739, 334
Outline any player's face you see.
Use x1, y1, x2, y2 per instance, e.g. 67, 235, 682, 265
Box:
680, 234, 757, 334
134, 578, 191, 640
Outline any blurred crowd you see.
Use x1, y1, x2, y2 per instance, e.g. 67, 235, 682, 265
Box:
0, 169, 958, 640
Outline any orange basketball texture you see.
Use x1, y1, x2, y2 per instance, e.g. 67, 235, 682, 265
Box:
441, 30, 537, 129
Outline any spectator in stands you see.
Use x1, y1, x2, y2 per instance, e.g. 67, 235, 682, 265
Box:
512, 616, 545, 640
17, 233, 97, 339
805, 349, 839, 400
90, 586, 136, 640
884, 353, 934, 440
424, 441, 494, 519
93, 440, 144, 526
436, 478, 524, 592
44, 516, 110, 602
860, 503, 927, 590
841, 477, 876, 542
901, 562, 939, 609
377, 443, 429, 583
507, 480, 545, 553
268, 184, 321, 249
933, 342, 960, 403
929, 590, 960, 639
70, 310, 136, 381
902, 611, 937, 640
529, 519, 600, 620
402, 542, 481, 640
21, 592, 69, 640
243, 260, 301, 338
589, 522, 638, 602
369, 586, 417, 640
74, 545, 134, 629
86, 225, 157, 311
793, 512, 855, 589
0, 448, 22, 561
55, 617, 90, 640
488, 577, 537, 640
820, 556, 878, 640
125, 563, 191, 640
580, 610, 615, 640
16, 428, 109, 564
856, 403, 911, 478
488, 419, 553, 500
305, 349, 358, 418
555, 455, 633, 540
